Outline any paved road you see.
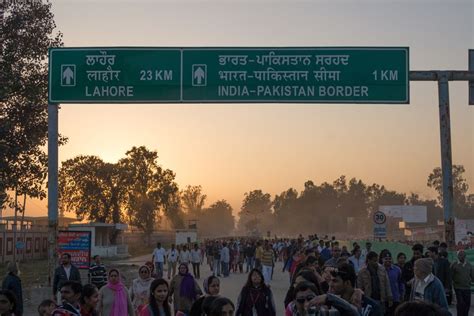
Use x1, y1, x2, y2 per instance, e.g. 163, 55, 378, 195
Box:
21, 254, 471, 314
117, 255, 289, 316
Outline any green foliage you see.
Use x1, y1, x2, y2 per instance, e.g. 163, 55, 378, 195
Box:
59, 147, 183, 242
0, 1, 64, 210
163, 192, 185, 229
238, 190, 273, 234
59, 156, 126, 223
199, 200, 235, 237
250, 168, 471, 236
427, 165, 473, 218
181, 185, 207, 216
120, 146, 179, 240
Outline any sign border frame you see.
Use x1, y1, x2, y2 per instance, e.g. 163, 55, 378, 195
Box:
49, 46, 410, 104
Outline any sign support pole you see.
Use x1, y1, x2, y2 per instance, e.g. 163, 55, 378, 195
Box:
47, 103, 59, 287
410, 70, 474, 249
437, 72, 455, 249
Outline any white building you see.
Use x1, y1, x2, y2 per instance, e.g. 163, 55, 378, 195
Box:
175, 229, 197, 245
68, 222, 129, 258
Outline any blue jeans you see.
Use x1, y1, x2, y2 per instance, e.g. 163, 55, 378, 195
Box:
221, 262, 229, 277
155, 262, 164, 278
213, 258, 221, 275
246, 257, 254, 272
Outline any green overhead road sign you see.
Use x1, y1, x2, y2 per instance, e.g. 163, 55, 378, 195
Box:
49, 48, 181, 103
49, 47, 409, 104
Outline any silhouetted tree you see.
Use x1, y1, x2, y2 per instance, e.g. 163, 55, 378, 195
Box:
163, 192, 185, 229
199, 200, 235, 237
181, 185, 207, 217
1, 1, 64, 211
59, 156, 126, 230
273, 188, 299, 235
59, 147, 184, 243
427, 165, 473, 218
367, 184, 406, 216
120, 146, 180, 243
238, 190, 273, 235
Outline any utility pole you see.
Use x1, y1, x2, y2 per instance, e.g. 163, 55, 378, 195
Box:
48, 103, 59, 286
410, 69, 474, 249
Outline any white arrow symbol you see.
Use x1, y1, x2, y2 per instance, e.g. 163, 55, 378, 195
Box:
194, 67, 205, 85
63, 67, 74, 85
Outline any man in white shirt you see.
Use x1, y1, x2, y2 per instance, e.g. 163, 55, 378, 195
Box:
167, 244, 179, 279
191, 243, 202, 279
220, 242, 230, 277
349, 246, 364, 274
179, 245, 191, 265
360, 242, 372, 264
152, 242, 167, 278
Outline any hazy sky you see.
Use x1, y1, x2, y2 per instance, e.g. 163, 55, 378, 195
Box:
6, 0, 474, 218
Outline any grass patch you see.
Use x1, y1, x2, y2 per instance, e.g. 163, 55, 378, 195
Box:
0, 259, 49, 287
127, 243, 154, 258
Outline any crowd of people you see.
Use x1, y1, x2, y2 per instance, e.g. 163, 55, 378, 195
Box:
0, 236, 472, 316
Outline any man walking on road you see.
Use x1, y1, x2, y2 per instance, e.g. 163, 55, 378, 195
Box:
357, 251, 393, 313
167, 244, 179, 279
212, 241, 221, 276
401, 243, 424, 301
191, 243, 202, 279
52, 281, 83, 316
220, 242, 230, 277
349, 246, 364, 274
324, 245, 342, 268
329, 263, 382, 315
410, 257, 448, 311
451, 250, 474, 316
255, 241, 263, 271
180, 244, 191, 265
152, 242, 167, 279
427, 246, 452, 305
360, 241, 372, 263
244, 242, 255, 273
382, 252, 403, 316
88, 255, 107, 289
53, 253, 82, 303
261, 240, 274, 285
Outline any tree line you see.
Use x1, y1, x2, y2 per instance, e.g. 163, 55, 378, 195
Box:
58, 144, 473, 242
58, 146, 236, 242
237, 165, 473, 237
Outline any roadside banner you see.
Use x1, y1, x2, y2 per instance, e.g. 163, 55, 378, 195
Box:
58, 230, 91, 269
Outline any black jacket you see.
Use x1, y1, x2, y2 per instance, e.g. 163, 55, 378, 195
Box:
53, 265, 82, 294
236, 286, 276, 316
434, 257, 452, 291
2, 273, 23, 315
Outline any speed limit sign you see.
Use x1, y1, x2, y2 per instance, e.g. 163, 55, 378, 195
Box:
373, 211, 386, 224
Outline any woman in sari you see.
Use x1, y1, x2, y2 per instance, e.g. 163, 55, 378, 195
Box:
131, 265, 154, 314
98, 268, 135, 315
169, 263, 203, 315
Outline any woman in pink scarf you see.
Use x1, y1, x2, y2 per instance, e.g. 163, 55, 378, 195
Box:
98, 269, 135, 315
